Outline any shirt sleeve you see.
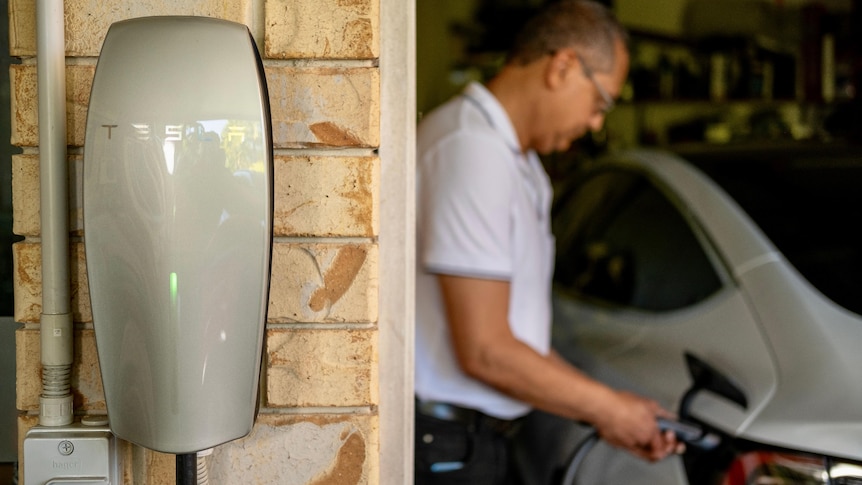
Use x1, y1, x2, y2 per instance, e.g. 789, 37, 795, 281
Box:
418, 130, 515, 280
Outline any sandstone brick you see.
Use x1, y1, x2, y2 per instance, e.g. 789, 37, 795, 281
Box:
265, 0, 379, 59
15, 328, 40, 411
127, 446, 175, 485
16, 327, 105, 412
71, 156, 85, 236
210, 412, 378, 484
10, 64, 94, 148
13, 242, 41, 324
266, 327, 378, 408
9, 0, 257, 57
11, 154, 84, 237
11, 154, 40, 237
13, 64, 380, 150
266, 67, 380, 148
10, 64, 38, 147
269, 242, 378, 323
74, 244, 93, 323
75, 329, 106, 411
6, 0, 34, 56
275, 155, 379, 237
13, 242, 91, 324
67, 67, 95, 148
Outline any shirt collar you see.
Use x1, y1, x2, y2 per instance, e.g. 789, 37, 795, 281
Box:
463, 82, 523, 155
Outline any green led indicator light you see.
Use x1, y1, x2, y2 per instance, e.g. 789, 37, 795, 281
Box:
170, 272, 178, 307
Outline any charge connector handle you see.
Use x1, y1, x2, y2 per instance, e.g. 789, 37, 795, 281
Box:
657, 417, 720, 450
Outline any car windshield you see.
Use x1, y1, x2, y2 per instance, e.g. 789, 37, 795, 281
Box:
675, 142, 862, 316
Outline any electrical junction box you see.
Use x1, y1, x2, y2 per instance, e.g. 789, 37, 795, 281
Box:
23, 419, 119, 485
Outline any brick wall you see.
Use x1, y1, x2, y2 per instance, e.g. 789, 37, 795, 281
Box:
10, 0, 388, 482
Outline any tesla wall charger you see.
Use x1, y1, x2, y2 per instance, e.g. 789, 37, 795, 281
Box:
83, 16, 273, 453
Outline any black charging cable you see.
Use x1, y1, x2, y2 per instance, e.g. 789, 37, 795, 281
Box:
559, 430, 600, 485
558, 418, 720, 485
177, 453, 198, 485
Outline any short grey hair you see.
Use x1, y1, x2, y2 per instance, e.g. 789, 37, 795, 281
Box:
506, 0, 628, 72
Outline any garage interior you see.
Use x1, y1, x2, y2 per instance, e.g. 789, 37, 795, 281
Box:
417, 0, 862, 153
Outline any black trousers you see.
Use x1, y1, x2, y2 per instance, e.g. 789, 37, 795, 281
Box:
414, 406, 522, 485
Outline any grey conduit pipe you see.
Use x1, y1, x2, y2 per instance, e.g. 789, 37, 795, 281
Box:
36, 0, 73, 427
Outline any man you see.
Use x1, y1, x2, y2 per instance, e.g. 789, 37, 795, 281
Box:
414, 1, 679, 483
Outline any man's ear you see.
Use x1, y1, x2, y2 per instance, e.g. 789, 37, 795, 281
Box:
545, 48, 576, 90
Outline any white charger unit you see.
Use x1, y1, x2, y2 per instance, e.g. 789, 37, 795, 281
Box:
82, 16, 273, 454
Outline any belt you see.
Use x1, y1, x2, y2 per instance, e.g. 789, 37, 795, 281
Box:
416, 398, 523, 437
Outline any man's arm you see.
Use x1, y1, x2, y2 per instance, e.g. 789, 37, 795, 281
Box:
437, 273, 677, 461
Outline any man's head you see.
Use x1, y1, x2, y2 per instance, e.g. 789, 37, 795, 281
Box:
489, 0, 629, 154
507, 0, 628, 73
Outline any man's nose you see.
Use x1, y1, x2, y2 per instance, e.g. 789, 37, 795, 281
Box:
589, 112, 606, 133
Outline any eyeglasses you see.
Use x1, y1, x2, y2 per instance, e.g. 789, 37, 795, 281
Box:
576, 53, 615, 115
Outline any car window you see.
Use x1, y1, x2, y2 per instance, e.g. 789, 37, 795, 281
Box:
553, 168, 722, 311
685, 146, 862, 317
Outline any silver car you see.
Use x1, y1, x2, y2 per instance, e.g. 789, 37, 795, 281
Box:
517, 143, 862, 484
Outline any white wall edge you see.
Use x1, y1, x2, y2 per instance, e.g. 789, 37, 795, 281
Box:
378, 0, 416, 483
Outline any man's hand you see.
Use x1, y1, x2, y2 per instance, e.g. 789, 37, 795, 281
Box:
592, 390, 680, 462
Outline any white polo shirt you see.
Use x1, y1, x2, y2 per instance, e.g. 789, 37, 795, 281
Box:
415, 82, 555, 419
